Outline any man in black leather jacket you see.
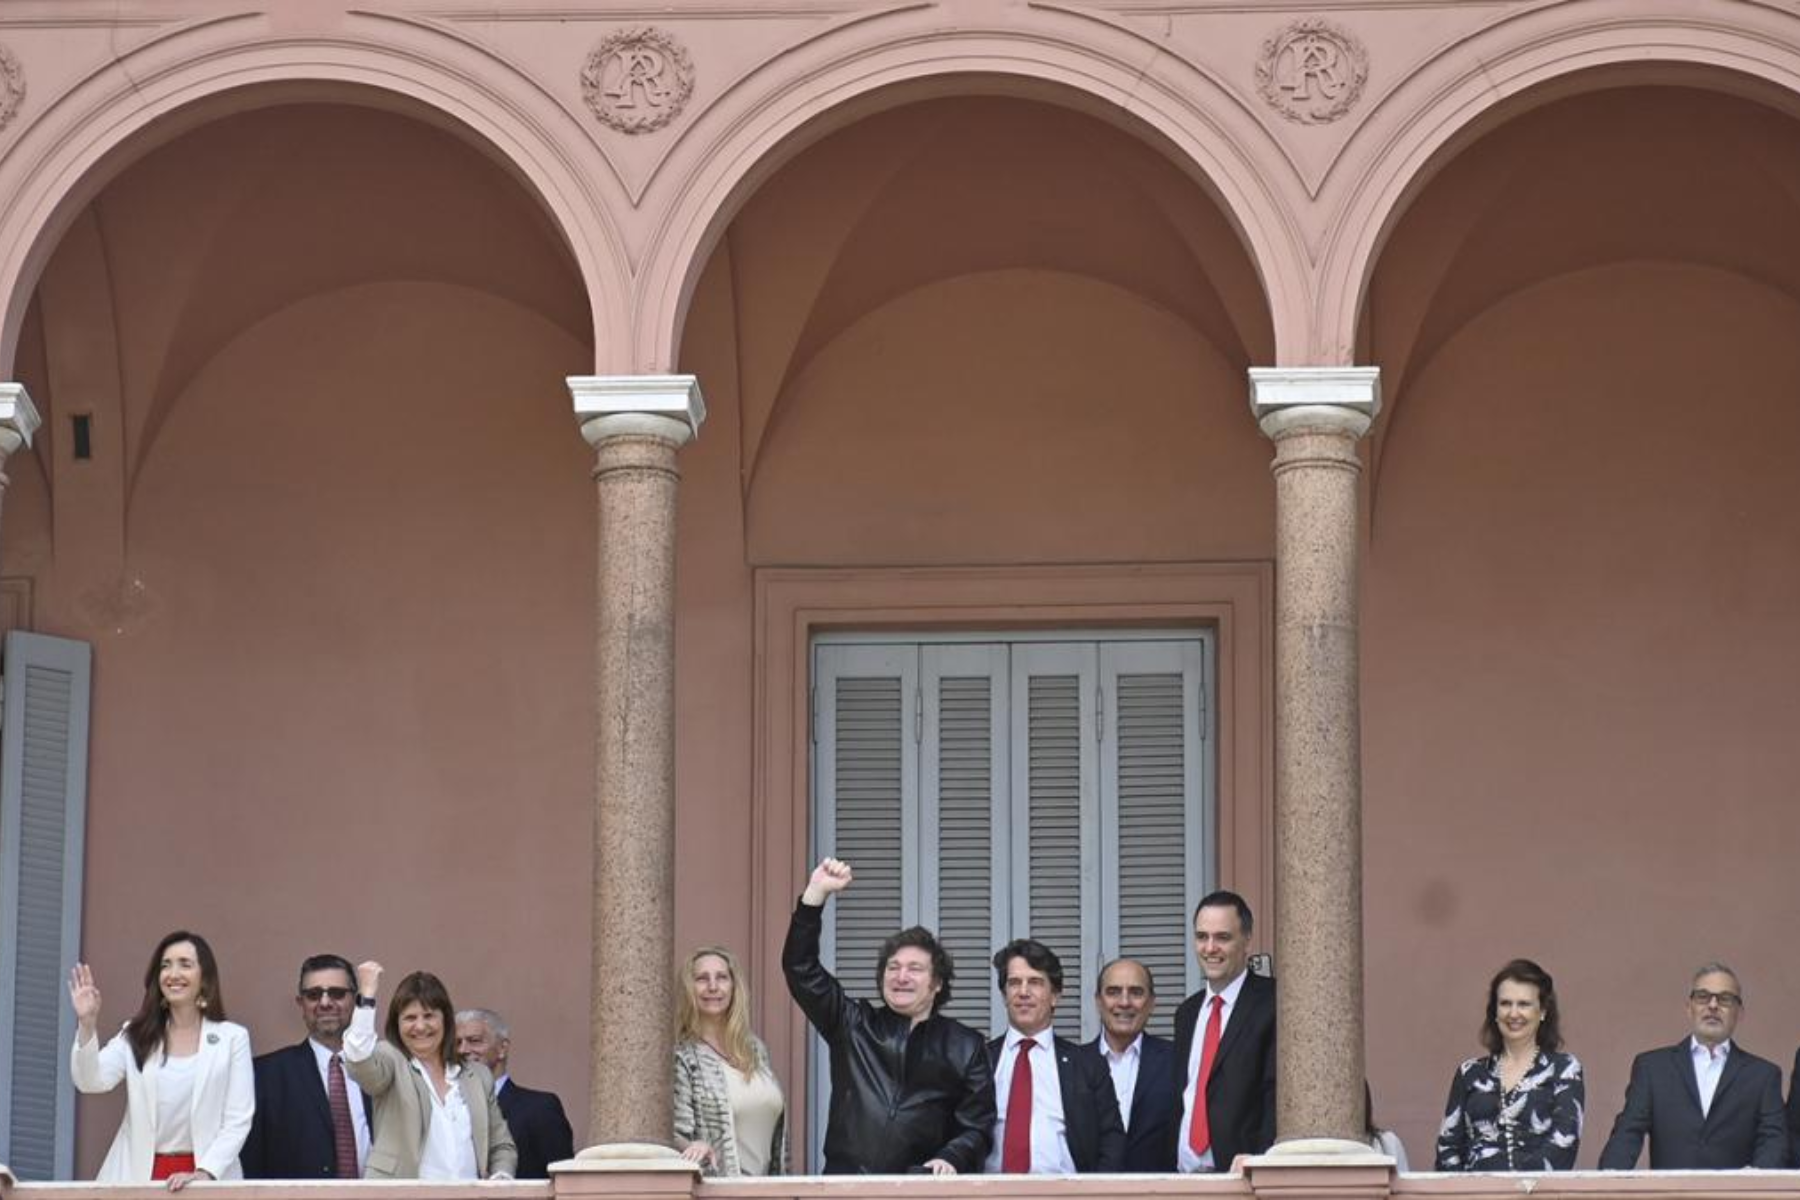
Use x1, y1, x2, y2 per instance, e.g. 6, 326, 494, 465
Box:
783, 857, 996, 1174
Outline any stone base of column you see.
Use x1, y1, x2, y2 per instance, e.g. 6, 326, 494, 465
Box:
553, 1145, 698, 1200
1245, 1142, 1396, 1200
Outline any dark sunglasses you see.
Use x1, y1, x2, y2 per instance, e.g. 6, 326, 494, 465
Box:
300, 986, 354, 1002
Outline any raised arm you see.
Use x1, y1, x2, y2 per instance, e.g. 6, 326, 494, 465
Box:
783, 858, 856, 1038
68, 964, 128, 1094
341, 960, 398, 1096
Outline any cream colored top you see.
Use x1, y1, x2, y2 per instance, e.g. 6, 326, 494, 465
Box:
723, 1059, 784, 1177
153, 1054, 197, 1153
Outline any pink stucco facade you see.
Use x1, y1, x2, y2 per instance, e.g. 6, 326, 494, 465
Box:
1, 0, 1798, 1183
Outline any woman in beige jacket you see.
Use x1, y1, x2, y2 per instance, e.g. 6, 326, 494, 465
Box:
343, 962, 516, 1179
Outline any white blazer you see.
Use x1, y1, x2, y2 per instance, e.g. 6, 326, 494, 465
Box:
71, 1019, 255, 1182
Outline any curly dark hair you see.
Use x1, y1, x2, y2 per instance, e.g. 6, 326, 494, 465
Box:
1480, 958, 1563, 1055
876, 926, 954, 1012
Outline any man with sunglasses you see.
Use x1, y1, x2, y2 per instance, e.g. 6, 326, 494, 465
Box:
1599, 962, 1787, 1169
241, 954, 373, 1178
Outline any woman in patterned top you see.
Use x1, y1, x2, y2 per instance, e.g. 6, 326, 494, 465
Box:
1435, 958, 1584, 1171
673, 946, 787, 1175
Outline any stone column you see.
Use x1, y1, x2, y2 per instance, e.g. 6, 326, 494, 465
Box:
0, 383, 42, 550
1249, 366, 1379, 1151
569, 375, 705, 1154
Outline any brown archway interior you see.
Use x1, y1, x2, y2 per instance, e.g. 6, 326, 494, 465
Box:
678, 95, 1276, 568
1357, 85, 1800, 1165
12, 102, 602, 1174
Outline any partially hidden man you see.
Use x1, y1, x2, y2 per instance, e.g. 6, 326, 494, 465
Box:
1172, 890, 1276, 1173
783, 856, 996, 1174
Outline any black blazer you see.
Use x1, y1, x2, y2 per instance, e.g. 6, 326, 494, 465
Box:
1170, 973, 1277, 1171
986, 1033, 1124, 1173
1788, 1048, 1800, 1168
497, 1079, 576, 1179
241, 1041, 373, 1179
1083, 1033, 1176, 1172
1598, 1041, 1788, 1169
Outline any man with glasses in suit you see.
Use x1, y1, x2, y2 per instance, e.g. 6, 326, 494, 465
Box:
1599, 962, 1788, 1169
242, 954, 373, 1179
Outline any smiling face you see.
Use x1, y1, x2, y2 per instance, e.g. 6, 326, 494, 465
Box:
159, 941, 204, 1010
455, 1018, 506, 1073
881, 946, 941, 1020
398, 1000, 445, 1062
1493, 979, 1544, 1053
1194, 904, 1250, 989
297, 967, 355, 1043
1095, 959, 1154, 1047
1002, 955, 1060, 1037
691, 953, 734, 1021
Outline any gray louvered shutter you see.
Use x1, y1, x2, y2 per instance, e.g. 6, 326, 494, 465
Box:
1011, 643, 1099, 1037
920, 645, 1006, 1033
0, 631, 93, 1180
1100, 639, 1210, 1035
810, 644, 915, 1170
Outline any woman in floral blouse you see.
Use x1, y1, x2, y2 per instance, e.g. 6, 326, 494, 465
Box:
1435, 958, 1584, 1171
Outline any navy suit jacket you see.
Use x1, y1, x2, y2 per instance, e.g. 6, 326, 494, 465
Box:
1170, 973, 1277, 1171
1084, 1033, 1176, 1171
986, 1033, 1125, 1172
497, 1078, 575, 1179
1599, 1041, 1788, 1169
241, 1040, 372, 1179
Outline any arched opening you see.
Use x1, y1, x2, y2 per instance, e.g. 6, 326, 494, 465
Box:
9, 102, 600, 1172
1357, 83, 1800, 1161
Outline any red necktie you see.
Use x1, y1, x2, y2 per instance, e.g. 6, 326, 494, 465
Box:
1187, 995, 1224, 1156
1002, 1037, 1036, 1172
328, 1053, 359, 1178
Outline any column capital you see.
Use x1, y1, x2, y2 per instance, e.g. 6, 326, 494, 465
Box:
569, 375, 705, 447
1249, 367, 1379, 441
0, 382, 42, 457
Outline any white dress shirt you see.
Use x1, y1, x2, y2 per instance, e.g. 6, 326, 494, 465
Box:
308, 1038, 372, 1172
985, 1026, 1078, 1175
410, 1057, 479, 1181
1099, 1032, 1143, 1132
1690, 1037, 1732, 1118
1179, 969, 1249, 1174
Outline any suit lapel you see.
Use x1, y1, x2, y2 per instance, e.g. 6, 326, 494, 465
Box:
461, 1068, 489, 1175
1211, 976, 1258, 1069
1672, 1042, 1704, 1118
1707, 1044, 1748, 1123
191, 1021, 222, 1122
299, 1042, 334, 1132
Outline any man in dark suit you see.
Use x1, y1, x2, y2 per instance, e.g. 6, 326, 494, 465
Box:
1172, 890, 1275, 1173
456, 1007, 575, 1178
1599, 962, 1788, 1169
985, 938, 1124, 1173
241, 953, 372, 1178
1086, 958, 1176, 1171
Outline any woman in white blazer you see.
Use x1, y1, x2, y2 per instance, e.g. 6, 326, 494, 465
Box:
69, 930, 254, 1188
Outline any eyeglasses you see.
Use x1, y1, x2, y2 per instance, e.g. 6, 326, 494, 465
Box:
300, 986, 354, 1002
1689, 989, 1742, 1009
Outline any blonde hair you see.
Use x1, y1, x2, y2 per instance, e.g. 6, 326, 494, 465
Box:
675, 945, 756, 1077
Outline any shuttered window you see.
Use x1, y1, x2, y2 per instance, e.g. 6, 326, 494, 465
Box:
0, 631, 93, 1180
807, 633, 1211, 1167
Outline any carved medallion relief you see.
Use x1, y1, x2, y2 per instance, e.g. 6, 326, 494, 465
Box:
1255, 19, 1368, 125
582, 27, 695, 135
0, 44, 25, 133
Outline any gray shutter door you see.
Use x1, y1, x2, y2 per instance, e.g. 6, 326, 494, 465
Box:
1011, 643, 1100, 1040
919, 645, 1007, 1034
1100, 639, 1210, 1035
811, 644, 915, 1170
0, 631, 93, 1180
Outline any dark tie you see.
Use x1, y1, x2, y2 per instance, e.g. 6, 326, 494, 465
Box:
1002, 1037, 1036, 1172
1187, 995, 1224, 1157
328, 1053, 359, 1178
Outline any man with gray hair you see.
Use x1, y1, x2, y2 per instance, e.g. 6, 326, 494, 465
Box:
456, 1008, 574, 1178
1599, 962, 1787, 1169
